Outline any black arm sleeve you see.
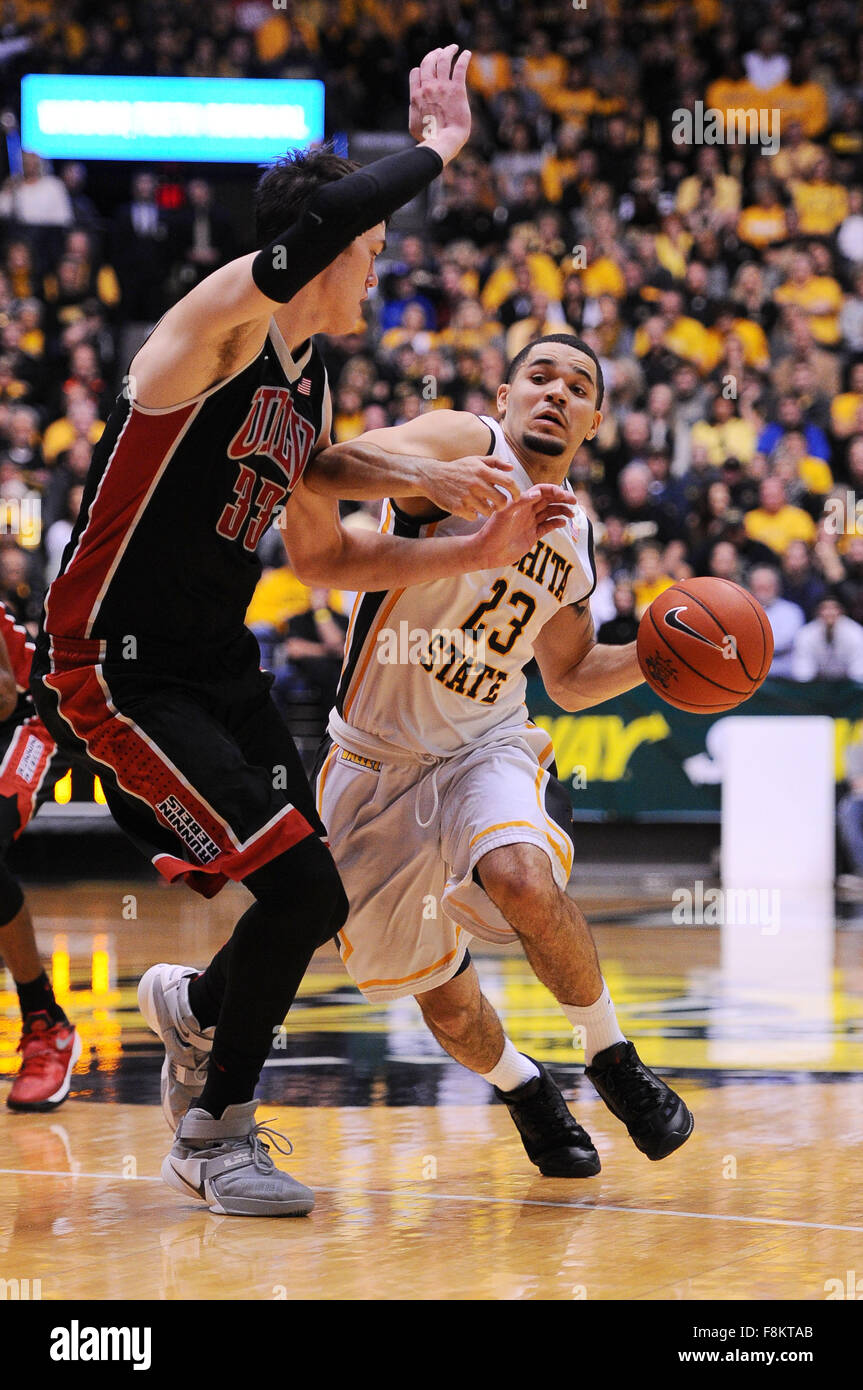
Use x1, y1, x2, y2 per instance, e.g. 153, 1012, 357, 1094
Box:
251, 145, 444, 303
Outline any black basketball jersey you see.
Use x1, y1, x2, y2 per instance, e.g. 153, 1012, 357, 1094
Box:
43, 323, 329, 663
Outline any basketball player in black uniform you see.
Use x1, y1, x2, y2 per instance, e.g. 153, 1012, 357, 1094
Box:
0, 604, 81, 1111
31, 47, 574, 1215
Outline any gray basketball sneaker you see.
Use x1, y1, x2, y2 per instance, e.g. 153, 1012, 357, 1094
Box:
161, 1102, 315, 1216
138, 963, 213, 1129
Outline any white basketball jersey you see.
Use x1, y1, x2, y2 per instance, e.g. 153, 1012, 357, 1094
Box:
333, 416, 596, 755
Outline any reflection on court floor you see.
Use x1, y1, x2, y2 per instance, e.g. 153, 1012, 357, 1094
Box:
1, 881, 862, 1299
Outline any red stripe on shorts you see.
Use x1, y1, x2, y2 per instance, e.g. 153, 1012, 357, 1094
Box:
44, 662, 314, 896
152, 803, 314, 893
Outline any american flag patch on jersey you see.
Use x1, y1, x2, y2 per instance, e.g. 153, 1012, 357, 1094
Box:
297, 378, 312, 395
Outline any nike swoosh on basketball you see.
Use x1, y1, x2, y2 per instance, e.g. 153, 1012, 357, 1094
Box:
663, 606, 726, 652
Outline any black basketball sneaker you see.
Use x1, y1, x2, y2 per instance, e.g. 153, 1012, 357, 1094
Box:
496, 1059, 601, 1177
586, 1041, 693, 1160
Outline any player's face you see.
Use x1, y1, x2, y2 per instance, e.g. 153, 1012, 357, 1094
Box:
320, 223, 385, 333
498, 345, 602, 461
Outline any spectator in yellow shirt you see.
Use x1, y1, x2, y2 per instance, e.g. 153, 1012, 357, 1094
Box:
703, 302, 770, 374
467, 21, 512, 102
541, 124, 582, 205
790, 155, 849, 237
654, 213, 692, 282
774, 251, 843, 347
481, 230, 563, 312
633, 290, 713, 373
246, 564, 312, 631
545, 61, 599, 126
737, 178, 789, 250
769, 54, 829, 139
744, 477, 817, 554
831, 362, 863, 439
632, 541, 675, 618
690, 393, 758, 466
41, 389, 105, 464
675, 148, 741, 228
771, 431, 833, 496
505, 292, 573, 359
771, 120, 822, 182
522, 31, 568, 107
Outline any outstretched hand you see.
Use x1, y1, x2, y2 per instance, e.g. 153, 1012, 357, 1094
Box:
473, 484, 575, 570
409, 45, 472, 166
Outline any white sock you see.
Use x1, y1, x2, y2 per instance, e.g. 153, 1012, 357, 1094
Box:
563, 980, 626, 1064
480, 1038, 540, 1092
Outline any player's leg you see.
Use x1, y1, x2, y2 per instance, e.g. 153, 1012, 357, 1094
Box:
35, 662, 341, 1213
476, 842, 615, 1041
179, 691, 347, 1116
1, 874, 81, 1112
476, 842, 693, 1160
441, 732, 692, 1161
315, 745, 600, 1176
0, 726, 81, 1111
416, 958, 600, 1176
161, 832, 345, 1217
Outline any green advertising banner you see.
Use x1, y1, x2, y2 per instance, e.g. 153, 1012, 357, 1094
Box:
526, 677, 863, 821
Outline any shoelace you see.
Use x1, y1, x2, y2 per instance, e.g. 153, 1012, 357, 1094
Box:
604, 1054, 665, 1116
246, 1120, 295, 1174
519, 1078, 588, 1141
18, 1018, 60, 1057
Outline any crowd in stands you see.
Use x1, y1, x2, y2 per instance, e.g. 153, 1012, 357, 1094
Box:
3, 0, 863, 705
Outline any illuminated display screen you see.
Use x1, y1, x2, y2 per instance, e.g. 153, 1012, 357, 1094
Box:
21, 74, 325, 162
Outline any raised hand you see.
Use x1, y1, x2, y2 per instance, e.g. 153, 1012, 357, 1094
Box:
409, 45, 472, 166
472, 485, 575, 570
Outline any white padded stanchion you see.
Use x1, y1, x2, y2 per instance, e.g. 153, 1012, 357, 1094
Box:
721, 716, 834, 888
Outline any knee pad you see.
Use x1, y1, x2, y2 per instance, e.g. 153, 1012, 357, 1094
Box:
0, 858, 24, 929
245, 834, 348, 948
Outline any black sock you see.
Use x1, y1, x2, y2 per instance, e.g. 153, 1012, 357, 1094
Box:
17, 971, 68, 1026
196, 901, 315, 1118
195, 839, 347, 1119
187, 939, 232, 1030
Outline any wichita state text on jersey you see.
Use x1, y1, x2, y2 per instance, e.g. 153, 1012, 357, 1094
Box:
334, 415, 596, 756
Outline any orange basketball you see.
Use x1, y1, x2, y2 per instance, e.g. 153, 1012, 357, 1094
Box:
636, 577, 774, 712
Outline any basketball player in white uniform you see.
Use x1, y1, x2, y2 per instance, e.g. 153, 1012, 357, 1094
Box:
310, 335, 693, 1175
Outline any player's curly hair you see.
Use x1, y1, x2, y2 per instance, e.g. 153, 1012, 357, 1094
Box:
255, 146, 360, 246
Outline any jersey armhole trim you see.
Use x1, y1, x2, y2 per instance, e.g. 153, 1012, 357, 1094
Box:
389, 498, 450, 533
476, 415, 497, 456
571, 516, 597, 606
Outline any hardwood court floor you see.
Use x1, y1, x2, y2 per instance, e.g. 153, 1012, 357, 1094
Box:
1, 881, 862, 1301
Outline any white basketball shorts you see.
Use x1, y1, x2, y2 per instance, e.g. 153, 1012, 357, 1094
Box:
315, 722, 574, 1002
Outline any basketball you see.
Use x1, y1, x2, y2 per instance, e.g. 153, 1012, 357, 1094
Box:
636, 577, 774, 713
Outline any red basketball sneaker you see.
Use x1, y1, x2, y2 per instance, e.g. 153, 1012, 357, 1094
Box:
7, 1012, 82, 1111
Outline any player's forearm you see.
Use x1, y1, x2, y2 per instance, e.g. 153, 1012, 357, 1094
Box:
295, 528, 486, 591
549, 642, 644, 712
305, 442, 432, 499
252, 147, 443, 303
